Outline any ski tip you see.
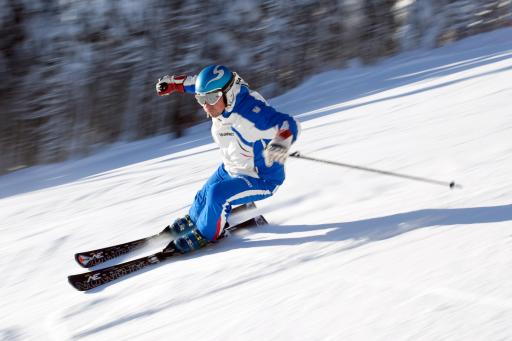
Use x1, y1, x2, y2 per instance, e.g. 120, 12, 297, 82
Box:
74, 253, 91, 268
67, 275, 87, 291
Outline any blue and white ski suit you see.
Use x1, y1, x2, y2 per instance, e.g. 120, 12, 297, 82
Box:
183, 75, 300, 240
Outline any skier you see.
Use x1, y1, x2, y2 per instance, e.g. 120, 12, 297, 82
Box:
156, 65, 300, 254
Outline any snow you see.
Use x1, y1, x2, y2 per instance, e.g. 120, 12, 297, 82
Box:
1, 28, 512, 340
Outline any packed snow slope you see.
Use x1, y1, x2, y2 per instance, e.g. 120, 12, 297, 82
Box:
1, 29, 512, 341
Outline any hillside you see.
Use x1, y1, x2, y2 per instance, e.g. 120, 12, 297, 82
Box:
1, 28, 511, 341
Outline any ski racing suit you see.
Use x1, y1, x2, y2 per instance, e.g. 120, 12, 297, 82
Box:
183, 76, 300, 241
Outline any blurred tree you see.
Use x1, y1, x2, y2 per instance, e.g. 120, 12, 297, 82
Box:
359, 0, 399, 63
401, 0, 512, 49
0, 0, 26, 171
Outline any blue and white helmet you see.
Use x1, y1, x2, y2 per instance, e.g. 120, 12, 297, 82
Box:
195, 65, 234, 94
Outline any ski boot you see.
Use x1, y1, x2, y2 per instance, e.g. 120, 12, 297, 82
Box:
164, 224, 209, 254
164, 215, 208, 254
169, 215, 195, 235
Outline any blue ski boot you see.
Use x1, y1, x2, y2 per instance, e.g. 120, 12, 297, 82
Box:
169, 215, 195, 235
164, 220, 208, 254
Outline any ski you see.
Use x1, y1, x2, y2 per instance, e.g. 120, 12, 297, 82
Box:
69, 249, 177, 292
68, 215, 267, 291
74, 226, 171, 268
74, 202, 259, 268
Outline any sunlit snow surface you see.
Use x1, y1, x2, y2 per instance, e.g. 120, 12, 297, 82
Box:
1, 29, 512, 340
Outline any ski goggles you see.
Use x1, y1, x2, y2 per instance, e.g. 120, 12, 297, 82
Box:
195, 91, 223, 106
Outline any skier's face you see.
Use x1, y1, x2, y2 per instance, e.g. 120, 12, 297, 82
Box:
202, 97, 225, 118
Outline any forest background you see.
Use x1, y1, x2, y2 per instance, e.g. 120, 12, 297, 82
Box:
1, 0, 510, 174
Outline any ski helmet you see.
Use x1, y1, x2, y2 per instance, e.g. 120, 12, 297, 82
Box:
195, 65, 234, 94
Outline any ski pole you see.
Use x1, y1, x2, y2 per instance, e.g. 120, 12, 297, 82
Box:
289, 151, 462, 189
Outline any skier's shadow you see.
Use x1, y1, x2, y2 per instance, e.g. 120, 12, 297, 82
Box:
74, 203, 512, 338
235, 203, 512, 249
83, 203, 511, 295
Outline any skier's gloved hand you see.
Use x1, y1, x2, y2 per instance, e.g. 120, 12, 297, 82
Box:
156, 75, 187, 96
264, 123, 293, 167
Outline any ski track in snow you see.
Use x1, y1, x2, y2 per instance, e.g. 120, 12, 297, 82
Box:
1, 29, 512, 340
